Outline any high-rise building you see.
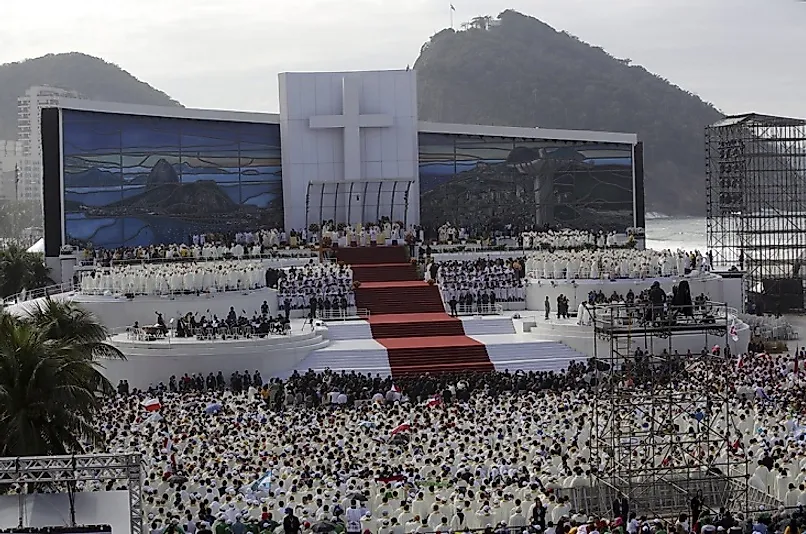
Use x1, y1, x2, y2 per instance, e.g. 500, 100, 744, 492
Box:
0, 140, 21, 201
17, 86, 81, 203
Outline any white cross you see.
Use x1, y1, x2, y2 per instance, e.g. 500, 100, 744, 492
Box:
309, 75, 394, 180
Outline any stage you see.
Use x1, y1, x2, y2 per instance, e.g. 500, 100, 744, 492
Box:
101, 321, 328, 389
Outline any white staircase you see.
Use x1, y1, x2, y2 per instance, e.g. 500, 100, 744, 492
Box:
471, 334, 588, 372
323, 320, 373, 340
460, 316, 516, 336
293, 339, 391, 376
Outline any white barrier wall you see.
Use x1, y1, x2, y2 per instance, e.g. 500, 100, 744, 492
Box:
102, 329, 328, 389
526, 274, 726, 312
71, 289, 279, 330
523, 316, 751, 358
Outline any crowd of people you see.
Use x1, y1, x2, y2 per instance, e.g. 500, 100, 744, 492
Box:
427, 258, 527, 314
526, 249, 711, 281
276, 263, 356, 317
20, 343, 795, 534
520, 229, 624, 250
129, 304, 292, 341
76, 229, 318, 267
80, 260, 269, 296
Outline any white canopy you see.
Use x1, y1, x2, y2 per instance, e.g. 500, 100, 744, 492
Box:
27, 237, 44, 253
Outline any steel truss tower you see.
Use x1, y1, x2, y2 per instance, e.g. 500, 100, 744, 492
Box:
0, 453, 144, 534
587, 301, 774, 518
706, 113, 806, 311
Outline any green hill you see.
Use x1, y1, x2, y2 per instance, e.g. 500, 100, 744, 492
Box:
414, 10, 725, 215
0, 52, 181, 140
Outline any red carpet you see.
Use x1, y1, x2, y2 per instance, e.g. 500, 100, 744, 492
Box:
340, 246, 493, 376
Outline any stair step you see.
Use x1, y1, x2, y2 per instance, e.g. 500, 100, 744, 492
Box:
370, 320, 465, 338
336, 246, 408, 265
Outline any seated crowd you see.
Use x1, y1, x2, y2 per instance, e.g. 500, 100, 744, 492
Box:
78, 228, 316, 267
70, 346, 806, 534
276, 263, 355, 317
129, 304, 290, 341
428, 258, 527, 314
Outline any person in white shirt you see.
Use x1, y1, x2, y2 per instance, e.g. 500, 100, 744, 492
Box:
509, 508, 528, 529
345, 501, 364, 534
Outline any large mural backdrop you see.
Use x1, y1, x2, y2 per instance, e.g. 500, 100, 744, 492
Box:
418, 134, 636, 233
62, 110, 283, 249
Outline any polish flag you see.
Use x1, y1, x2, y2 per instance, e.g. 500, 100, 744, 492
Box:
142, 398, 161, 412
736, 355, 744, 370
390, 423, 411, 435
392, 384, 402, 393
730, 320, 739, 342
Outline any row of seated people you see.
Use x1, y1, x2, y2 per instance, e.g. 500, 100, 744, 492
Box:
128, 307, 290, 341
276, 263, 355, 312
175, 307, 291, 338
79, 229, 311, 265
590, 281, 715, 325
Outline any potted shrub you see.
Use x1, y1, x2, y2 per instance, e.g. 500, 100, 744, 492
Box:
352, 280, 362, 289
427, 279, 436, 286
321, 236, 333, 248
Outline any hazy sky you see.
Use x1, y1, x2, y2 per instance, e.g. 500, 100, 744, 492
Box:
1, 0, 804, 118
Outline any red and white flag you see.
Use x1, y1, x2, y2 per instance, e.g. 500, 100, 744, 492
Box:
390, 423, 411, 435
730, 320, 739, 342
425, 395, 442, 408
736, 355, 744, 370
391, 384, 402, 393
163, 436, 174, 453
142, 398, 161, 412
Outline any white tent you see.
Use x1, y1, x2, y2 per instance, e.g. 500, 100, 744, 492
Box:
27, 238, 44, 253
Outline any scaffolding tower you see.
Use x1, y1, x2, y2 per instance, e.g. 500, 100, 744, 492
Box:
0, 454, 144, 534
587, 301, 770, 518
705, 113, 806, 311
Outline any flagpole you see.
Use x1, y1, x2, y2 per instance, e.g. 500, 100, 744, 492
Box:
450, 4, 454, 29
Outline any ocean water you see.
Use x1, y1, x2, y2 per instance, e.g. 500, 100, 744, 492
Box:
645, 215, 707, 252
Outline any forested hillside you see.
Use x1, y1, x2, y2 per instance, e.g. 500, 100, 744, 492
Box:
414, 10, 725, 215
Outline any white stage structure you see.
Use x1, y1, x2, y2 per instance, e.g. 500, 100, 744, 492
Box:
0, 454, 143, 534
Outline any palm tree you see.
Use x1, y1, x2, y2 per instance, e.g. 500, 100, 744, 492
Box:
0, 244, 53, 299
0, 299, 124, 456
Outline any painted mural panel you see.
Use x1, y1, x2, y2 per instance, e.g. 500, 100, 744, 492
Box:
62, 110, 282, 248
418, 133, 635, 234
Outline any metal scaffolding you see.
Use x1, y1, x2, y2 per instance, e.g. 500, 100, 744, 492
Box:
587, 301, 769, 518
0, 454, 143, 534
706, 113, 806, 311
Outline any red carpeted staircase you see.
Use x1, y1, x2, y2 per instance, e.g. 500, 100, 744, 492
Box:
336, 246, 493, 376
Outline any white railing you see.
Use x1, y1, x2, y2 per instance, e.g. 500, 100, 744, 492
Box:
102, 249, 318, 267
317, 308, 369, 321
450, 303, 505, 316
2, 281, 74, 306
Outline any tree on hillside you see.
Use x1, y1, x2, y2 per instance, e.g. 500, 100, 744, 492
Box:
0, 300, 123, 456
0, 244, 52, 299
414, 9, 725, 215
0, 52, 181, 141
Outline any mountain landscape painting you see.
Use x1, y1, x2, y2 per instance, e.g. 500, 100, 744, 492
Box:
418, 133, 636, 233
62, 110, 283, 248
